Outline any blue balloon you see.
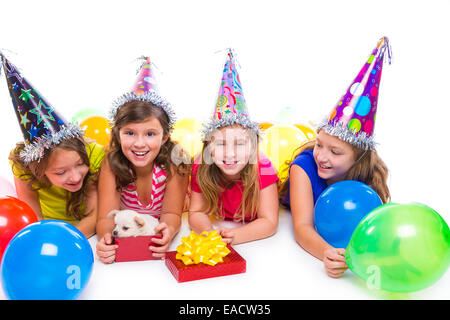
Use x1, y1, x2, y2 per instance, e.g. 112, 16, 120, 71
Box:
1, 220, 93, 300
314, 180, 383, 249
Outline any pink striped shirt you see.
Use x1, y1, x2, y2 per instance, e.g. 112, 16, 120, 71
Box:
120, 164, 167, 218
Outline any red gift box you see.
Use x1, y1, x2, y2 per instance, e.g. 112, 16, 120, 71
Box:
165, 245, 246, 282
114, 235, 162, 262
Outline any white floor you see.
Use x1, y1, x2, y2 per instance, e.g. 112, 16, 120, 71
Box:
3, 210, 447, 300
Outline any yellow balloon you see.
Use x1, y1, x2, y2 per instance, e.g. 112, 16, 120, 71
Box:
171, 118, 203, 159
259, 122, 274, 131
80, 116, 111, 146
294, 123, 317, 140
259, 125, 308, 182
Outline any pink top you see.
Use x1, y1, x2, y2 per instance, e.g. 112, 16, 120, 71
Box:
120, 164, 167, 218
191, 153, 279, 222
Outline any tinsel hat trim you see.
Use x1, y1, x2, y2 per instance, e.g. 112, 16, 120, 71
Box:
109, 56, 176, 128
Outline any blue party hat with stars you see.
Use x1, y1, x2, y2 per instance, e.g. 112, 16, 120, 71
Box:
1, 53, 82, 163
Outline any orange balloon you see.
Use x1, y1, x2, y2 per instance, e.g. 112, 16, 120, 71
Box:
293, 123, 317, 140
259, 122, 274, 131
80, 116, 111, 146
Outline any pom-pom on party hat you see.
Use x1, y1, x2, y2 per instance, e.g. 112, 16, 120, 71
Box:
110, 56, 176, 127
317, 37, 392, 150
0, 52, 83, 164
201, 48, 260, 141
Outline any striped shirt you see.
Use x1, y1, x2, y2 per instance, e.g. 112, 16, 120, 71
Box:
120, 164, 167, 218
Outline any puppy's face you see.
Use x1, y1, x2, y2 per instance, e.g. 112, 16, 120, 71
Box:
108, 210, 147, 238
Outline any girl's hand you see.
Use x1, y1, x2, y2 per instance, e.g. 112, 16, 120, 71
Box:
217, 228, 235, 245
96, 233, 118, 264
323, 248, 348, 278
149, 222, 173, 259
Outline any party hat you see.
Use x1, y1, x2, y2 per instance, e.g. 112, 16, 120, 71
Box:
201, 48, 259, 141
0, 52, 83, 163
317, 37, 392, 150
110, 56, 176, 127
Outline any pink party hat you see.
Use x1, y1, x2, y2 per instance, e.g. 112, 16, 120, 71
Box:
202, 49, 259, 141
131, 57, 158, 95
318, 37, 392, 150
110, 56, 175, 126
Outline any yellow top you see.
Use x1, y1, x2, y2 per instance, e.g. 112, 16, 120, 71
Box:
10, 142, 106, 223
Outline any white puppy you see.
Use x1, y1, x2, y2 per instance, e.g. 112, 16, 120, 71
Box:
108, 209, 159, 237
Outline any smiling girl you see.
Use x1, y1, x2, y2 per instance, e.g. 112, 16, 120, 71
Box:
280, 37, 392, 278
188, 49, 279, 244
95, 57, 189, 263
2, 53, 105, 238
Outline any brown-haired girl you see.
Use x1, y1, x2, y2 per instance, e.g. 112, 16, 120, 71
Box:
1, 53, 105, 238
280, 37, 391, 278
95, 57, 189, 264
10, 137, 105, 238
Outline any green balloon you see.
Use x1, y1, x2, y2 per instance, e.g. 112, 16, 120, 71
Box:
72, 108, 105, 125
346, 202, 450, 293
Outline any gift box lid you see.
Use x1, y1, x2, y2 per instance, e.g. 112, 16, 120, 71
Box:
114, 235, 162, 262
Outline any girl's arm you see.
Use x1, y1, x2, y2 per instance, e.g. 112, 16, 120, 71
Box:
13, 177, 43, 220
218, 182, 279, 245
95, 157, 120, 263
150, 165, 189, 258
75, 183, 98, 239
289, 165, 347, 277
188, 190, 215, 233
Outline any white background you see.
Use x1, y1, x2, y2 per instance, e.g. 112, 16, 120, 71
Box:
0, 0, 449, 300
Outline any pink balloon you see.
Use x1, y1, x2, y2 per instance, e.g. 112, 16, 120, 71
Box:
0, 176, 17, 198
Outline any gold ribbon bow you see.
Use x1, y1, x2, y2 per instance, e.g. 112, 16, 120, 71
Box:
176, 230, 231, 266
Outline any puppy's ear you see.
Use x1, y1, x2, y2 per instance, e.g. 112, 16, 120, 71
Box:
107, 209, 120, 219
134, 216, 146, 228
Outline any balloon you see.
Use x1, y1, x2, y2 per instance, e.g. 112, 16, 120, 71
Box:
259, 125, 308, 182
72, 107, 105, 125
0, 196, 38, 260
274, 106, 294, 125
293, 123, 317, 140
314, 180, 383, 249
80, 116, 111, 146
1, 220, 94, 300
259, 122, 274, 131
171, 118, 203, 159
0, 176, 17, 198
346, 203, 450, 293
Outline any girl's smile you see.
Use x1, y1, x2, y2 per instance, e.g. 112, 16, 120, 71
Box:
210, 125, 256, 180
313, 130, 356, 184
119, 116, 168, 169
45, 148, 89, 193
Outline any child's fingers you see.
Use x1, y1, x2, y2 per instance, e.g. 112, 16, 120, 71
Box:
150, 244, 168, 259
325, 258, 347, 269
154, 222, 168, 234
151, 236, 167, 245
104, 233, 114, 245
326, 268, 348, 278
325, 248, 346, 262
96, 248, 116, 263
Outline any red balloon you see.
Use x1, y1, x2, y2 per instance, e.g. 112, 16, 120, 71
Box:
0, 196, 38, 260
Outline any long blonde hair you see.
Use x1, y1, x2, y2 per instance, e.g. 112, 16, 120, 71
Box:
195, 126, 260, 222
279, 129, 390, 204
